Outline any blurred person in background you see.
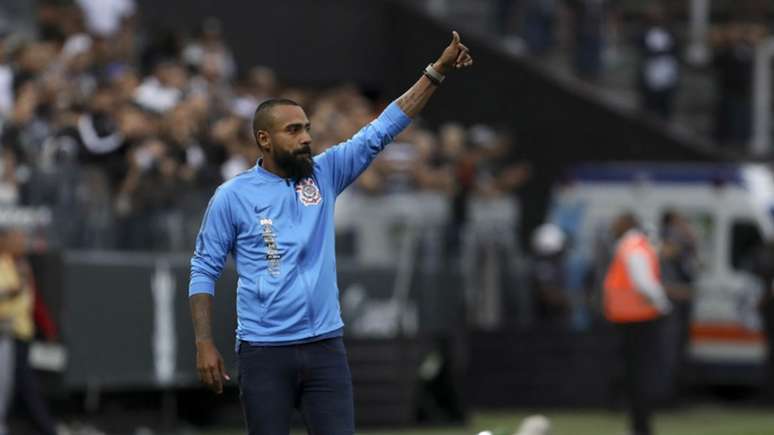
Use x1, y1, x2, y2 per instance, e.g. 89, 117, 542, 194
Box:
462, 126, 530, 329
133, 59, 188, 114
522, 0, 559, 56
75, 84, 126, 168
491, 0, 517, 39
0, 0, 35, 39
710, 21, 766, 150
115, 137, 186, 250
659, 210, 697, 402
344, 125, 453, 266
188, 31, 473, 435
437, 123, 472, 256
76, 0, 136, 39
0, 226, 57, 435
228, 66, 278, 121
207, 114, 257, 181
355, 133, 420, 195
406, 128, 455, 194
36, 1, 82, 43
749, 240, 774, 402
582, 218, 615, 318
0, 252, 15, 435
0, 29, 13, 122
636, 3, 680, 121
565, 0, 615, 81
353, 124, 452, 198
530, 223, 569, 325
75, 0, 137, 61
3, 57, 60, 169
55, 33, 99, 107
604, 213, 670, 435
182, 17, 236, 84
0, 145, 21, 205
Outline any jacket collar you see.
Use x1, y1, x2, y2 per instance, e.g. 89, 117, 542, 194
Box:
254, 159, 289, 183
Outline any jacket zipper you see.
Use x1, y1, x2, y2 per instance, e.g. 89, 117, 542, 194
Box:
289, 179, 316, 335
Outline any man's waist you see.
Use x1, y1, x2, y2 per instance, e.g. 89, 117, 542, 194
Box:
241, 327, 343, 348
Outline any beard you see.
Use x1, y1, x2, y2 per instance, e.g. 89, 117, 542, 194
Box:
274, 145, 314, 180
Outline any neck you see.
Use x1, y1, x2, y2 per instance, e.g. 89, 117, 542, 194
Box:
260, 157, 289, 179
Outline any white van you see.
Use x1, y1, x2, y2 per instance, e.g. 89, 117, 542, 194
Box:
547, 163, 773, 384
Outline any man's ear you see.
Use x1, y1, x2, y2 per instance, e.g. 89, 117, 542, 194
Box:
256, 130, 270, 153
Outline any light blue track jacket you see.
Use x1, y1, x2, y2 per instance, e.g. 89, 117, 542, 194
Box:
189, 102, 411, 343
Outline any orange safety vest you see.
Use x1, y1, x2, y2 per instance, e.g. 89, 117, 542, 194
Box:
603, 231, 661, 323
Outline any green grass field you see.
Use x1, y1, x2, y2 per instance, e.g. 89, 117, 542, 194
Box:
206, 406, 774, 435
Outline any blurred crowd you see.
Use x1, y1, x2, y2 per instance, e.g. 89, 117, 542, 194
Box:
0, 0, 530, 253
486, 0, 771, 150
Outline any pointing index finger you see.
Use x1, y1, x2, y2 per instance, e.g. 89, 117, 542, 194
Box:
210, 367, 223, 393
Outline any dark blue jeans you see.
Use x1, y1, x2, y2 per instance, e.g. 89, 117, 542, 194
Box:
11, 339, 57, 435
617, 319, 663, 435
237, 337, 354, 435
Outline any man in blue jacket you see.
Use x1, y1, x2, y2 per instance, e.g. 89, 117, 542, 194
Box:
189, 31, 473, 435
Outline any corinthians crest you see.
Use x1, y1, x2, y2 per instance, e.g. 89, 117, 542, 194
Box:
295, 177, 322, 206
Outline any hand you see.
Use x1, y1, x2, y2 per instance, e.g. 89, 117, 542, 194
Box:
196, 340, 230, 394
650, 295, 672, 315
665, 285, 693, 301
433, 31, 474, 75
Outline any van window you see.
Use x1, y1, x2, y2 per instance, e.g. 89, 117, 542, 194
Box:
730, 220, 763, 270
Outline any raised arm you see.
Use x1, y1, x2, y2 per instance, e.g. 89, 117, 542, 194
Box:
315, 31, 473, 194
396, 30, 473, 118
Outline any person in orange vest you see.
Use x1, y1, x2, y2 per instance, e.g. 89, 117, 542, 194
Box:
604, 213, 671, 435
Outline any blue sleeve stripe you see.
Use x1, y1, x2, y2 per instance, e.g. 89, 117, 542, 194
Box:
189, 276, 215, 296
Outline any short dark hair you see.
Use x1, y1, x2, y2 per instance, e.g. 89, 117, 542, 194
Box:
616, 212, 640, 233
661, 209, 677, 227
252, 98, 301, 138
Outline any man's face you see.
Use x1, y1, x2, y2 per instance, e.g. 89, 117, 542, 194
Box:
259, 105, 313, 180
0, 229, 27, 256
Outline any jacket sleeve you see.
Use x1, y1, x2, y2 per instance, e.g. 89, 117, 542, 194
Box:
189, 187, 236, 296
315, 102, 411, 195
625, 250, 671, 313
